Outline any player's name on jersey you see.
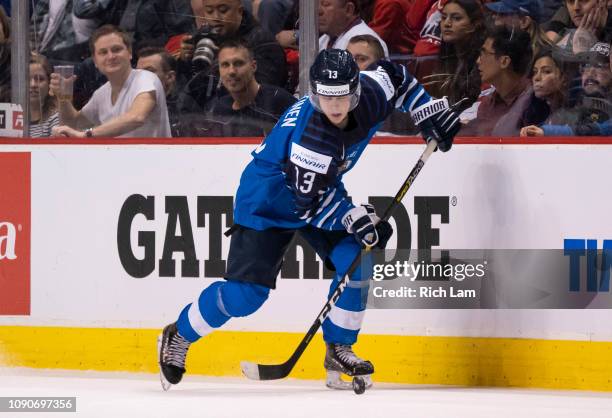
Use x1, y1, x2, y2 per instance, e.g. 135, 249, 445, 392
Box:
281, 97, 308, 128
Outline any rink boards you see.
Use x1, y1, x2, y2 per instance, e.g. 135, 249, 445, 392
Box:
1, 137, 612, 390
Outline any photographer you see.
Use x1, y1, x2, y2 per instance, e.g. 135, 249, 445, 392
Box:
172, 0, 287, 118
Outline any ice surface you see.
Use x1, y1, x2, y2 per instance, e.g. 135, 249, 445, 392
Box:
1, 368, 612, 418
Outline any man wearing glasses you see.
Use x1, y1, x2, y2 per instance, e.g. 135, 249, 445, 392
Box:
460, 26, 533, 136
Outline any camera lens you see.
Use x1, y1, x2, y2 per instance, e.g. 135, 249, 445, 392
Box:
193, 38, 217, 69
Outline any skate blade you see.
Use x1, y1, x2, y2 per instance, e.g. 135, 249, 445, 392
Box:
326, 371, 352, 390
325, 371, 373, 390
157, 334, 173, 392
361, 374, 373, 389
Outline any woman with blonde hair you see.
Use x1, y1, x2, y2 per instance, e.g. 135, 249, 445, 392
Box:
29, 53, 59, 137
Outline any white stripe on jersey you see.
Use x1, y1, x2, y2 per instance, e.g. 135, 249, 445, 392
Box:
361, 68, 396, 100
316, 200, 343, 229
394, 68, 411, 108
408, 88, 425, 112
312, 188, 337, 218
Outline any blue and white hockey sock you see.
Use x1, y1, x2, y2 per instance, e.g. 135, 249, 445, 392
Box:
322, 238, 371, 345
177, 280, 270, 343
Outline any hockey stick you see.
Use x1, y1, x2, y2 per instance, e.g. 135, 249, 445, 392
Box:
241, 139, 439, 381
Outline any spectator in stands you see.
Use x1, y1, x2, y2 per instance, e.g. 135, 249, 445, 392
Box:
30, 0, 96, 63
521, 41, 611, 135
274, 1, 301, 49
73, 0, 193, 52
519, 49, 571, 129
189, 40, 296, 136
402, 0, 439, 57
579, 42, 611, 98
29, 53, 60, 137
592, 43, 612, 134
360, 0, 378, 21
265, 1, 300, 92
318, 0, 389, 57
368, 0, 414, 54
136, 47, 183, 137
433, 0, 486, 108
540, 0, 564, 23
347, 34, 385, 70
73, 0, 124, 29
51, 25, 171, 138
546, 0, 610, 53
71, 0, 189, 110
460, 26, 533, 136
133, 0, 194, 51
486, 0, 554, 57
346, 34, 416, 135
71, 1, 148, 110
175, 0, 286, 86
175, 0, 287, 115
413, 0, 446, 57
252, 0, 295, 35
0, 5, 10, 102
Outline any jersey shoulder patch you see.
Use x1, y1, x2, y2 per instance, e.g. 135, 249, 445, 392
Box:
289, 142, 333, 174
361, 67, 396, 100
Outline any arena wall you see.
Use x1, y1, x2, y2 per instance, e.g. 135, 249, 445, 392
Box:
1, 138, 611, 390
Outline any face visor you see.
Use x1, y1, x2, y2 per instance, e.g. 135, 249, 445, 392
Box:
309, 82, 361, 113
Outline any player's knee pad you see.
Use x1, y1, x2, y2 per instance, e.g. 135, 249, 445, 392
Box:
220, 280, 270, 318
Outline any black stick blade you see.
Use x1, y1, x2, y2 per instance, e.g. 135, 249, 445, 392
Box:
241, 360, 292, 381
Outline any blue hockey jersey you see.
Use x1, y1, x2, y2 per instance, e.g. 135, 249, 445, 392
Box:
233, 61, 432, 231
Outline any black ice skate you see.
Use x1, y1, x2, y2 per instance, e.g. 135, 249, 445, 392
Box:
324, 343, 374, 394
157, 323, 191, 391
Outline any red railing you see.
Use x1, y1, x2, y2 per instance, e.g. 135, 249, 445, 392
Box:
1, 136, 612, 145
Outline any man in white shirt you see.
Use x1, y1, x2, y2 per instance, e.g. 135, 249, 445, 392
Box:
318, 0, 389, 58
51, 24, 171, 138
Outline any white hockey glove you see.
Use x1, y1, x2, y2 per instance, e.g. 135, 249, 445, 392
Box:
342, 204, 393, 249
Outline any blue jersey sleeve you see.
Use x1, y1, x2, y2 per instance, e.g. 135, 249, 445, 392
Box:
359, 60, 434, 124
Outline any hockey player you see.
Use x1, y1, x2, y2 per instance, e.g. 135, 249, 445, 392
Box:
158, 49, 461, 390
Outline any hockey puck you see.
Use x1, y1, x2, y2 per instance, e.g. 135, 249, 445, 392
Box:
352, 377, 366, 395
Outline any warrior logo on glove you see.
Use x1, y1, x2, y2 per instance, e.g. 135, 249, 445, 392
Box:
342, 204, 393, 249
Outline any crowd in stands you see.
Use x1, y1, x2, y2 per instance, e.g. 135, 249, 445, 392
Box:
0, 0, 609, 138
0, 4, 10, 103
